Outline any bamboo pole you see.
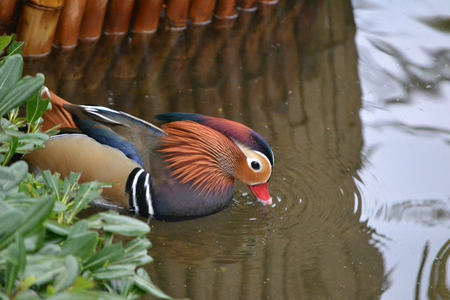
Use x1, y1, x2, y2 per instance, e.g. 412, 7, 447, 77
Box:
53, 0, 87, 48
237, 0, 257, 11
16, 0, 64, 56
79, 0, 108, 40
103, 0, 135, 35
0, 0, 19, 29
164, 0, 189, 30
189, 0, 217, 25
214, 0, 238, 19
132, 0, 163, 33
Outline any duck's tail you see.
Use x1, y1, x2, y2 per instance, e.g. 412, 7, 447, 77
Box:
41, 87, 77, 131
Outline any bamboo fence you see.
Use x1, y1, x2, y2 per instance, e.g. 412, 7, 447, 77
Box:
0, 0, 279, 56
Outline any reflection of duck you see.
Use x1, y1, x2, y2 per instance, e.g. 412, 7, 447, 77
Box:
24, 90, 274, 221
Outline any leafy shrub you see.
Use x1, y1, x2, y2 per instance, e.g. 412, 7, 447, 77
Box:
0, 36, 172, 300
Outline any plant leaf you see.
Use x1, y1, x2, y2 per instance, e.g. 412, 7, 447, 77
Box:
134, 268, 173, 299
6, 39, 24, 56
0, 54, 22, 101
0, 161, 28, 192
0, 35, 12, 53
89, 212, 150, 237
0, 73, 44, 117
26, 87, 50, 124
0, 196, 54, 251
83, 243, 124, 271
53, 255, 80, 292
91, 264, 136, 281
59, 229, 97, 260
2, 136, 18, 166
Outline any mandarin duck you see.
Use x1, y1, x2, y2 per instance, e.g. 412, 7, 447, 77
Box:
23, 89, 274, 221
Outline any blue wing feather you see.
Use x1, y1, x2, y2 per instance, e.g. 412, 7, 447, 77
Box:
75, 120, 145, 168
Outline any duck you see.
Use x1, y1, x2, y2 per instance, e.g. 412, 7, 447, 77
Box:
23, 88, 274, 221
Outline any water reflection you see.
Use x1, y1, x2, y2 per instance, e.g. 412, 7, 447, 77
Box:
354, 0, 450, 299
23, 0, 386, 299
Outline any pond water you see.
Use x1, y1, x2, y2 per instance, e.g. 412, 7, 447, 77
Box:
23, 0, 450, 299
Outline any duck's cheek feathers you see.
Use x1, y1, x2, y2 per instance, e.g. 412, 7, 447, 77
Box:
235, 158, 272, 186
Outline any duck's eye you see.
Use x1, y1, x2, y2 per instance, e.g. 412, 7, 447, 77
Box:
250, 160, 261, 171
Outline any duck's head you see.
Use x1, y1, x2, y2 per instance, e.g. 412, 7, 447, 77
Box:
156, 113, 274, 205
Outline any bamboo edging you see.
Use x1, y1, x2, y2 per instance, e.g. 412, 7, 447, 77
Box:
0, 0, 19, 29
132, 0, 163, 33
16, 0, 63, 56
103, 0, 135, 35
79, 0, 109, 40
53, 0, 87, 48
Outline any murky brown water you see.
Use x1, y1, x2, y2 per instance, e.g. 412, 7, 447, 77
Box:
23, 0, 450, 299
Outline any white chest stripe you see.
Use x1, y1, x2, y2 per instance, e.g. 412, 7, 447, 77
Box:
131, 169, 145, 215
144, 173, 154, 215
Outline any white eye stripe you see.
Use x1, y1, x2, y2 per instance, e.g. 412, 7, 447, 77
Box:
253, 150, 272, 170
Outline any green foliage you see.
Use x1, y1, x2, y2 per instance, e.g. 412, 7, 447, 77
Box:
0, 36, 172, 299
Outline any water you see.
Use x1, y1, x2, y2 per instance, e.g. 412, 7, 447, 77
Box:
22, 0, 450, 299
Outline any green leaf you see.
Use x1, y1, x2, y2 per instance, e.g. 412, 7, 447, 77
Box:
12, 290, 41, 300
0, 35, 12, 52
59, 222, 97, 260
41, 170, 61, 199
6, 39, 24, 56
45, 219, 70, 236
0, 54, 22, 101
0, 210, 24, 237
0, 161, 28, 192
24, 256, 65, 286
83, 243, 124, 271
17, 132, 48, 148
53, 255, 80, 292
26, 87, 50, 124
47, 291, 127, 300
0, 196, 54, 251
91, 264, 136, 281
5, 246, 19, 295
2, 136, 18, 166
4, 234, 26, 296
68, 277, 94, 293
69, 182, 101, 219
134, 268, 172, 299
0, 73, 45, 117
23, 224, 46, 252
89, 212, 150, 237
123, 237, 152, 254
36, 244, 61, 256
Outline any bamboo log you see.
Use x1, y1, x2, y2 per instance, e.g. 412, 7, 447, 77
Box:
103, 0, 135, 35
0, 0, 19, 29
214, 0, 237, 19
53, 0, 87, 48
189, 0, 217, 25
79, 0, 108, 40
16, 0, 63, 56
132, 0, 163, 33
164, 0, 189, 30
237, 0, 257, 11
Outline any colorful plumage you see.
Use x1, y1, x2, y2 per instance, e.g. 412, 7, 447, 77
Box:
24, 89, 274, 221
